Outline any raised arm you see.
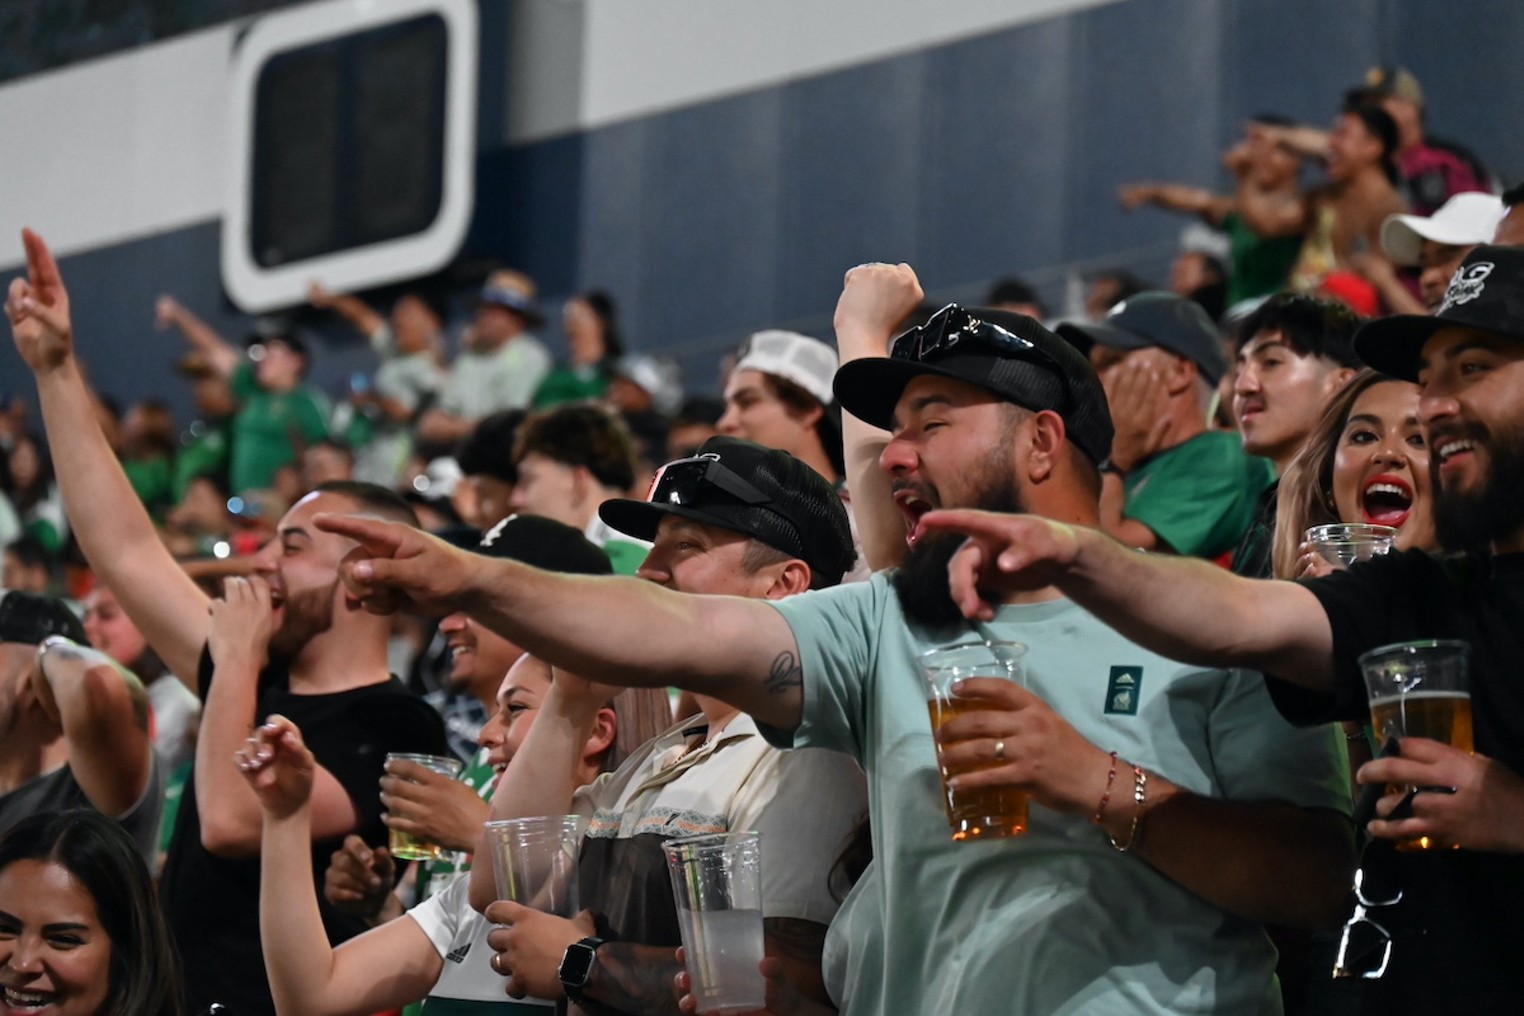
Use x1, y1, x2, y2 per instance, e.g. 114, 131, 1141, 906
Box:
197, 576, 360, 857
308, 283, 385, 339
920, 508, 1336, 687
33, 637, 153, 816
319, 514, 804, 726
6, 230, 211, 684
239, 716, 444, 1016
1117, 182, 1233, 226
833, 262, 927, 572
156, 293, 241, 378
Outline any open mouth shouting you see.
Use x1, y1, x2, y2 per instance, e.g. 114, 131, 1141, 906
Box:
891, 484, 937, 547
1359, 473, 1415, 528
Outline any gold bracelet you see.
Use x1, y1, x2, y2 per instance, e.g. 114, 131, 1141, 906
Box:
1109, 764, 1147, 852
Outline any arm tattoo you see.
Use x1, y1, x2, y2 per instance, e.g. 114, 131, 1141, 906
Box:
765, 651, 803, 696
583, 942, 684, 1016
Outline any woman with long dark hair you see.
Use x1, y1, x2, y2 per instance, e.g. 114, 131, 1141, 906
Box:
0, 809, 182, 1016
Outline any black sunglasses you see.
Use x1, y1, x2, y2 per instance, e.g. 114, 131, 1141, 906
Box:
1332, 846, 1404, 979
890, 304, 1071, 406
647, 452, 772, 508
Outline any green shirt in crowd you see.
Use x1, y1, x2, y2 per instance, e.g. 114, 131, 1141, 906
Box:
1123, 430, 1276, 559
229, 363, 331, 495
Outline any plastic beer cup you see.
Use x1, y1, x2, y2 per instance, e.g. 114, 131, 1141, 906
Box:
1358, 639, 1473, 850
1305, 523, 1398, 567
384, 753, 464, 861
664, 832, 766, 1014
919, 640, 1028, 841
483, 815, 583, 916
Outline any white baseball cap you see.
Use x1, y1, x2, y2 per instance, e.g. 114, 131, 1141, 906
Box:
1380, 192, 1506, 267
732, 330, 838, 405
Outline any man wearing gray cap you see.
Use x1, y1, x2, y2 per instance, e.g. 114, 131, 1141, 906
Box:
1060, 293, 1275, 558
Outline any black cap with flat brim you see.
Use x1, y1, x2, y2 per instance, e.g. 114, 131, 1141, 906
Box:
598, 436, 855, 587
1355, 245, 1524, 381
833, 307, 1114, 466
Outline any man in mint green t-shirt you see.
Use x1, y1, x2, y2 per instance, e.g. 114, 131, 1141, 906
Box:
325, 300, 1355, 1016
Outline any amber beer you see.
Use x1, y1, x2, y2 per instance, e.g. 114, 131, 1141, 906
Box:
385, 753, 464, 861
1369, 690, 1474, 851
926, 697, 1029, 840
1369, 691, 1474, 754
1359, 639, 1473, 852
918, 640, 1029, 842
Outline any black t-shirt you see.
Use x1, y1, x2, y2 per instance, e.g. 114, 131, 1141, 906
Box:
1271, 549, 1524, 1008
158, 647, 447, 1016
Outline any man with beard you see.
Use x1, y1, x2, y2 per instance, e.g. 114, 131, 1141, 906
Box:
4, 230, 448, 1016
316, 270, 1352, 1015
917, 246, 1524, 1010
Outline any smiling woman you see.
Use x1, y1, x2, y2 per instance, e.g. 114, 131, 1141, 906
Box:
0, 810, 182, 1016
1273, 369, 1437, 580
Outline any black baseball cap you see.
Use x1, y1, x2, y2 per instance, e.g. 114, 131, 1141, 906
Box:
1057, 291, 1228, 384
833, 305, 1114, 466
474, 514, 613, 575
0, 591, 88, 646
598, 436, 854, 587
1355, 245, 1524, 381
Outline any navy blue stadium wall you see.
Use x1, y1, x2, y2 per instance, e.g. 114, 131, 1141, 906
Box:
6, 0, 1522, 419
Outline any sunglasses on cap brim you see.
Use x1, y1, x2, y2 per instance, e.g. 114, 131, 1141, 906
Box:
646, 452, 772, 508
891, 304, 1073, 407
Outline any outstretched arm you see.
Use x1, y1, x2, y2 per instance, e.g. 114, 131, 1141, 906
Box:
240, 716, 443, 1016
308, 283, 385, 339
156, 293, 241, 378
6, 230, 211, 684
832, 262, 926, 572
1117, 182, 1233, 225
33, 638, 153, 816
319, 514, 806, 727
920, 508, 1336, 687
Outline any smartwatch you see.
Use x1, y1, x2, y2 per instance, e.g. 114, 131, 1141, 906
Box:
558, 936, 605, 1002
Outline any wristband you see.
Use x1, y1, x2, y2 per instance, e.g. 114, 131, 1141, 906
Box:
1091, 751, 1119, 826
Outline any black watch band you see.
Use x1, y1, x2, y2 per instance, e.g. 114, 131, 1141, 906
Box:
558, 936, 605, 1002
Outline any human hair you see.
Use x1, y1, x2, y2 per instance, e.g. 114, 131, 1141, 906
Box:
5, 533, 54, 574
761, 374, 846, 478
1234, 292, 1364, 367
1340, 92, 1401, 184
305, 438, 355, 466
0, 810, 183, 1016
455, 409, 526, 484
1502, 181, 1524, 210
576, 289, 625, 360
515, 404, 638, 492
984, 277, 1046, 317
311, 480, 420, 527
1271, 369, 1391, 579
125, 400, 177, 458
605, 687, 673, 772
5, 432, 54, 511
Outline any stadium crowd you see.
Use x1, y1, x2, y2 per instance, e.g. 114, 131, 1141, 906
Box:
1, 63, 1522, 1016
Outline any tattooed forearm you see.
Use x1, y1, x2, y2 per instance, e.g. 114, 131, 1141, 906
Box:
766, 650, 803, 696
582, 942, 684, 1016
